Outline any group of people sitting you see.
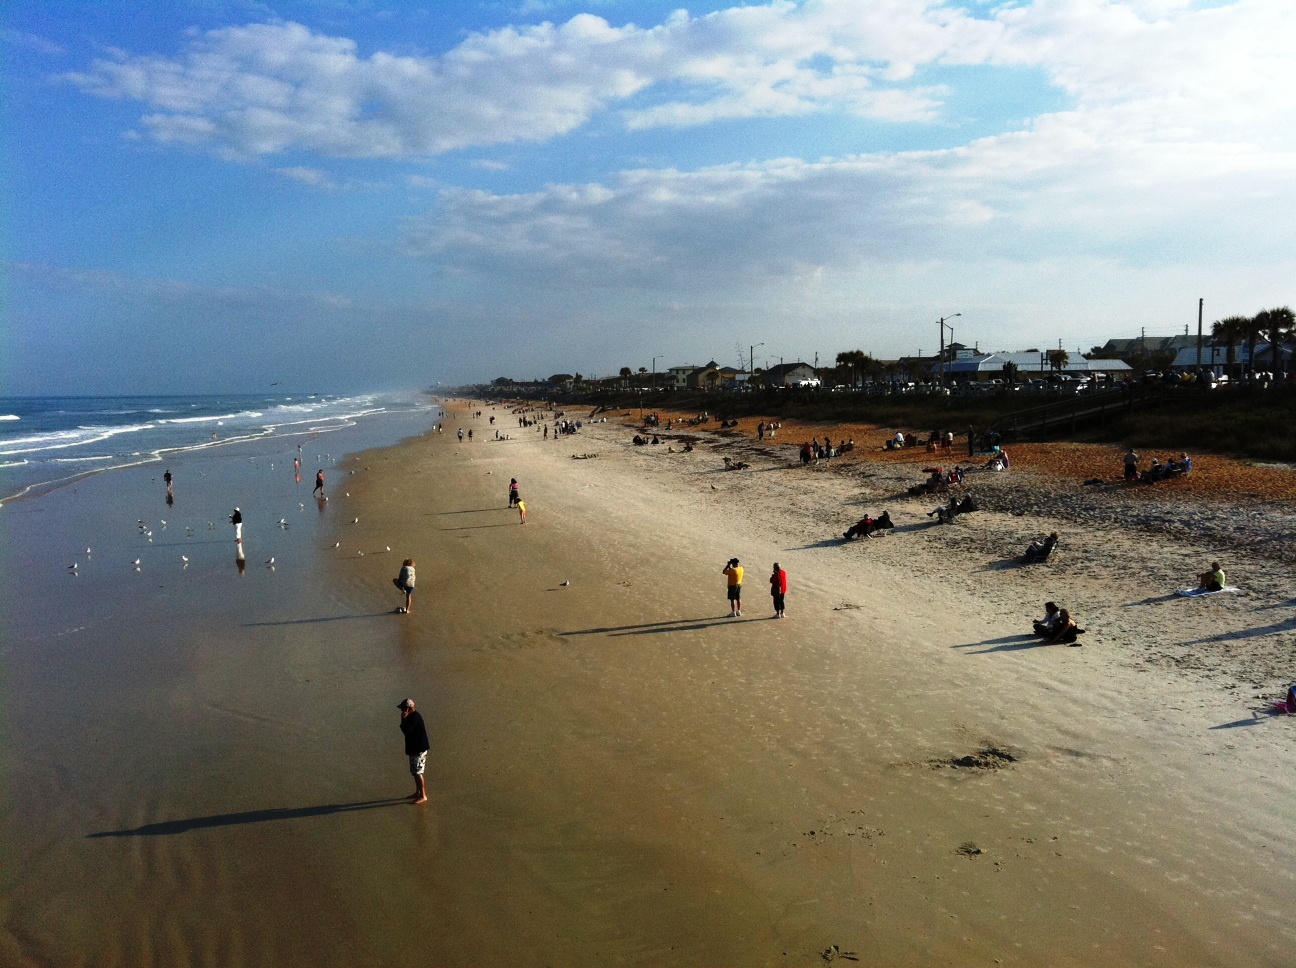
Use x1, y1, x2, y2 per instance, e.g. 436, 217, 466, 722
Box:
928, 492, 978, 524
887, 431, 920, 450
924, 430, 955, 453
842, 510, 894, 540
985, 449, 1010, 472
1032, 601, 1085, 645
908, 465, 964, 496
1142, 453, 1192, 483
631, 434, 661, 446
1123, 449, 1192, 483
800, 437, 856, 463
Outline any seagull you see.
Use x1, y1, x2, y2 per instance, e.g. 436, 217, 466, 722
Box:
352, 517, 359, 524
560, 580, 571, 587
385, 546, 391, 552
207, 522, 215, 530
132, 559, 141, 569
332, 541, 340, 548
356, 550, 364, 556
86, 547, 92, 555
68, 562, 78, 571
345, 492, 351, 497
159, 519, 167, 528
181, 555, 189, 563
265, 557, 275, 566
299, 503, 305, 510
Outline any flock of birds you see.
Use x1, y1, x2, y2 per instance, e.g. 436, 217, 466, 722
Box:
67, 459, 393, 577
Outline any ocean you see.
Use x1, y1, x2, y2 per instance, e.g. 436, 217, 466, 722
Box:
0, 391, 435, 504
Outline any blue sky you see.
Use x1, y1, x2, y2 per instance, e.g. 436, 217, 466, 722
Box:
3, 0, 1293, 393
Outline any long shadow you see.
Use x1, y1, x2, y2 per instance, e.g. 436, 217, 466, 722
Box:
562, 616, 727, 636
1209, 717, 1263, 730
1256, 598, 1296, 611
1123, 594, 1181, 606
87, 797, 410, 838
787, 538, 851, 550
438, 507, 506, 515
1182, 618, 1296, 645
609, 616, 768, 636
439, 523, 517, 531
243, 611, 392, 627
954, 633, 1054, 654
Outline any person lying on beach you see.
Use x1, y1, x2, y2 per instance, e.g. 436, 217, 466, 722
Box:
392, 559, 415, 614
1033, 601, 1060, 637
1023, 532, 1059, 563
1198, 561, 1226, 592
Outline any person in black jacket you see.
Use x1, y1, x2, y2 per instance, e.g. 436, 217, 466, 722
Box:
398, 698, 431, 804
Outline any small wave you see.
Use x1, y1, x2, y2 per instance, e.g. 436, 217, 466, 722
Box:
0, 414, 19, 421
0, 423, 157, 457
0, 459, 30, 468
155, 410, 263, 425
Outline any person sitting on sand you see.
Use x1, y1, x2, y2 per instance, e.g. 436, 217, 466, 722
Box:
392, 559, 415, 614
843, 515, 874, 541
1033, 601, 1060, 637
1044, 608, 1083, 645
1024, 532, 1058, 563
1198, 561, 1226, 592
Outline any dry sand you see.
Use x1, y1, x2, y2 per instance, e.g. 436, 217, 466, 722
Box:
3, 399, 1293, 967
334, 401, 1296, 966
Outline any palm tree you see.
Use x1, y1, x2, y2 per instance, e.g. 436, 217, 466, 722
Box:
1001, 360, 1020, 386
835, 350, 871, 387
1046, 349, 1069, 373
1211, 315, 1251, 377
1253, 306, 1295, 374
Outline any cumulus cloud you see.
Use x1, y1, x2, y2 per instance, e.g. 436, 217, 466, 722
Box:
63, 3, 1008, 158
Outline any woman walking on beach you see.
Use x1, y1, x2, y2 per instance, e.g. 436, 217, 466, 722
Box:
770, 563, 787, 618
508, 478, 520, 507
723, 558, 744, 617
393, 558, 415, 614
313, 469, 325, 497
230, 506, 243, 544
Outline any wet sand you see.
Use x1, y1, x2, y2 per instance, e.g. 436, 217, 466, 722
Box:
3, 400, 1294, 967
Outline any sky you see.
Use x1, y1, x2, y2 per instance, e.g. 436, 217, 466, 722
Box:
2, 0, 1294, 394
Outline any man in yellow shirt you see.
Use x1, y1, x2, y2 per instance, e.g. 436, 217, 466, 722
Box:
723, 558, 744, 617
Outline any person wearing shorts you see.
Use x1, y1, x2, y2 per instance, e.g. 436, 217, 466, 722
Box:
723, 558, 744, 617
392, 558, 415, 613
398, 698, 430, 804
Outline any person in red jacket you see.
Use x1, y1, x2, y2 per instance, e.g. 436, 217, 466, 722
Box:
770, 562, 788, 619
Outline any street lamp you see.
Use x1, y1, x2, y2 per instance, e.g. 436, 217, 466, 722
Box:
938, 313, 961, 388
750, 343, 764, 388
651, 354, 663, 391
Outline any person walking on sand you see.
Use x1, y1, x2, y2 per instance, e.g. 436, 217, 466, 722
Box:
392, 558, 415, 613
313, 469, 325, 497
770, 562, 787, 618
230, 506, 243, 543
517, 499, 526, 524
163, 469, 173, 494
723, 558, 744, 617
397, 699, 430, 804
508, 478, 520, 507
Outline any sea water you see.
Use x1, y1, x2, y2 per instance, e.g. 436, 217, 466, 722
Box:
0, 391, 437, 503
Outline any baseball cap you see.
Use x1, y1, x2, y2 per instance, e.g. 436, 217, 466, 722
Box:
397, 698, 414, 710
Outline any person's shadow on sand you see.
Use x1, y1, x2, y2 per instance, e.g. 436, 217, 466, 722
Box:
954, 634, 1051, 654
86, 798, 410, 838
561, 616, 766, 637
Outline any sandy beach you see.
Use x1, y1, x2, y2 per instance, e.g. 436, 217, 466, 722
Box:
3, 398, 1294, 967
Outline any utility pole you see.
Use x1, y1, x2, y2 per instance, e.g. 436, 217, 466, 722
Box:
938, 313, 960, 388
1196, 298, 1203, 369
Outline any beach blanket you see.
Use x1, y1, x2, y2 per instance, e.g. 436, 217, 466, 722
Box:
1175, 586, 1240, 597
